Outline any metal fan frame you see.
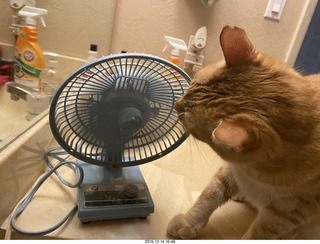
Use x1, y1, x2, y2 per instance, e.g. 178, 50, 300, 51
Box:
49, 53, 190, 167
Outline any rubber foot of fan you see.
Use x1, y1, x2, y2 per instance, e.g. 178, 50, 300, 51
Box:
81, 221, 91, 224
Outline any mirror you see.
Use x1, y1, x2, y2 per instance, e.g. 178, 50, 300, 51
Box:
0, 0, 117, 150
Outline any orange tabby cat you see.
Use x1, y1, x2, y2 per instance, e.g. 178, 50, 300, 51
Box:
167, 26, 320, 239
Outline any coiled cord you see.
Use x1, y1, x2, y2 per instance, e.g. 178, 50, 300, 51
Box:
8, 146, 84, 237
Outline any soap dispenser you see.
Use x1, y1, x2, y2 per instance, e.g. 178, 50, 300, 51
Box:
183, 26, 207, 77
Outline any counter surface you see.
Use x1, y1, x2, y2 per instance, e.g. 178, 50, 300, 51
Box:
4, 137, 320, 239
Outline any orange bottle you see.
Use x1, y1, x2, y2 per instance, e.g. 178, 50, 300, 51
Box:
14, 6, 47, 90
168, 49, 181, 67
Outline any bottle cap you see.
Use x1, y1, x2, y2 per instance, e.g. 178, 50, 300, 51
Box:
48, 58, 58, 68
90, 44, 98, 52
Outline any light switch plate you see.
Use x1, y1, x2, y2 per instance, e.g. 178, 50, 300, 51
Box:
264, 0, 287, 21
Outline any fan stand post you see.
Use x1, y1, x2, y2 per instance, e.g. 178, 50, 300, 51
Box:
76, 160, 154, 223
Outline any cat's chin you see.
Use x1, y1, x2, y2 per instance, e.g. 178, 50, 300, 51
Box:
177, 112, 193, 130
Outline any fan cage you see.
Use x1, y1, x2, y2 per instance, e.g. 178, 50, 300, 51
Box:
49, 53, 190, 167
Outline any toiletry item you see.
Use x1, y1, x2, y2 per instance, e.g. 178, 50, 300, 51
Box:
168, 49, 181, 67
14, 6, 47, 90
26, 92, 49, 120
184, 26, 207, 77
162, 36, 187, 67
82, 44, 99, 79
40, 55, 63, 101
87, 44, 98, 63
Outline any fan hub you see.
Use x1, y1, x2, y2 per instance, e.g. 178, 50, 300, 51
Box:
97, 90, 151, 142
119, 107, 143, 136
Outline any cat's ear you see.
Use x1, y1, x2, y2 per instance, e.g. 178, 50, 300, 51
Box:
212, 120, 251, 152
220, 26, 258, 67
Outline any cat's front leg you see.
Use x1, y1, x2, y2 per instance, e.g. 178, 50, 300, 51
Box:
167, 166, 238, 239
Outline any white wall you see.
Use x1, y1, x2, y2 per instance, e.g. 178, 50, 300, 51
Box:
111, 0, 315, 66
0, 0, 317, 76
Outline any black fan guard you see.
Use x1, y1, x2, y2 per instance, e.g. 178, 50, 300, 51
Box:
49, 53, 190, 167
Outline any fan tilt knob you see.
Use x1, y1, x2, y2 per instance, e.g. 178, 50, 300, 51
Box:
124, 184, 139, 198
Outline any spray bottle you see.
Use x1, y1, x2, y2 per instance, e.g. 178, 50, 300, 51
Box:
14, 6, 47, 90
162, 36, 187, 67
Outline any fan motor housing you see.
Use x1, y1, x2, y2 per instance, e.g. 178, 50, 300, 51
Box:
97, 90, 151, 141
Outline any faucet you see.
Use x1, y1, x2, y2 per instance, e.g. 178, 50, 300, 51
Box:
6, 81, 50, 121
6, 81, 34, 101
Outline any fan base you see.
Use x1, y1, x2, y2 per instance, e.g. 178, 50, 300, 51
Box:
77, 160, 154, 223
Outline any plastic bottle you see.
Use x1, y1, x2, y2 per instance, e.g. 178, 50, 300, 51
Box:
40, 55, 63, 101
14, 6, 47, 90
184, 26, 207, 77
87, 44, 98, 63
168, 48, 181, 67
26, 92, 49, 121
162, 36, 187, 67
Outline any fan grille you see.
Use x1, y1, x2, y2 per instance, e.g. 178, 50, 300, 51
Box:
50, 53, 190, 167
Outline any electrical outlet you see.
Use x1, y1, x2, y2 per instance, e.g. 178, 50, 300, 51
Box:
264, 0, 287, 21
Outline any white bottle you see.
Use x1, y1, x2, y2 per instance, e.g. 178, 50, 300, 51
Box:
87, 44, 98, 62
40, 56, 63, 101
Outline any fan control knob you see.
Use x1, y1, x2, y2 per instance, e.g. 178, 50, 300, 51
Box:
124, 184, 139, 198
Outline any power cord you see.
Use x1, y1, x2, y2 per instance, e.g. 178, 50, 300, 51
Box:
8, 146, 84, 237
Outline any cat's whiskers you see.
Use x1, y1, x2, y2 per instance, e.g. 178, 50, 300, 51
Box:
177, 111, 191, 119
177, 111, 195, 133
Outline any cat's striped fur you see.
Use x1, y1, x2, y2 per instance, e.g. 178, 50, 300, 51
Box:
167, 26, 320, 239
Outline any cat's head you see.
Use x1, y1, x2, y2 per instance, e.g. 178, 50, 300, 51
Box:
176, 26, 314, 165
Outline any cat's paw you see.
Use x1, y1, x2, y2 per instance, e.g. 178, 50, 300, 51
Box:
166, 214, 198, 239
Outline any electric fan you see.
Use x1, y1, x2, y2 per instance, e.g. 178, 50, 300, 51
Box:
49, 53, 190, 223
